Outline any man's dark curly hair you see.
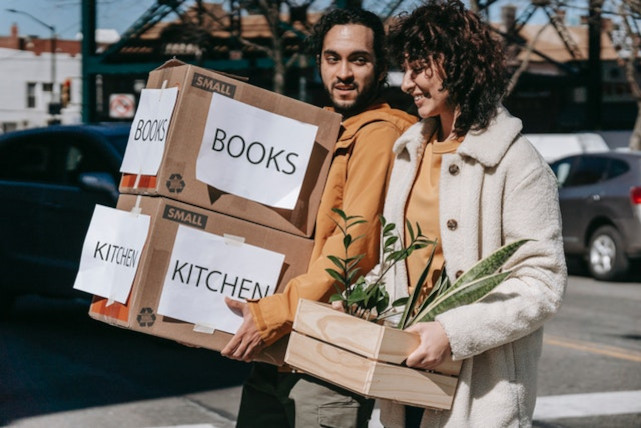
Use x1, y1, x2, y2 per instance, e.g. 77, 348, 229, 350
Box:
306, 8, 389, 83
388, 0, 508, 136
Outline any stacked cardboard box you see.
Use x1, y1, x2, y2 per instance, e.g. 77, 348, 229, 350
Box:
119, 59, 341, 238
87, 60, 342, 363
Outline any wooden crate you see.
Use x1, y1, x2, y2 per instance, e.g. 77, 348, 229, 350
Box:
284, 299, 462, 410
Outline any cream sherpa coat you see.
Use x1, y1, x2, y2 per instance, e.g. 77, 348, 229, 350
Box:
377, 107, 567, 428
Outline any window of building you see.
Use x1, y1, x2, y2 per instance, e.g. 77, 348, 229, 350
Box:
2, 122, 18, 133
26, 82, 36, 108
42, 82, 53, 92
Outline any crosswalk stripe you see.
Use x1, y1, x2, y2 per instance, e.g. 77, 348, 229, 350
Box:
368, 390, 641, 425
534, 390, 641, 419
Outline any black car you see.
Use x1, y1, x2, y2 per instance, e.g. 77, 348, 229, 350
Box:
0, 123, 130, 312
549, 151, 641, 280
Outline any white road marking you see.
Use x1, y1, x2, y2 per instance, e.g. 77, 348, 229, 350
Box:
368, 390, 641, 426
534, 390, 641, 420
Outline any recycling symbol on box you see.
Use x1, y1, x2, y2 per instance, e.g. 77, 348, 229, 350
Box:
137, 307, 156, 327
166, 173, 185, 193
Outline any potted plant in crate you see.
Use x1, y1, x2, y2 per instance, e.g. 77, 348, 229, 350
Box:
284, 208, 530, 409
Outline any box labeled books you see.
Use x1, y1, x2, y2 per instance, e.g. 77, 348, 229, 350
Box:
284, 299, 462, 409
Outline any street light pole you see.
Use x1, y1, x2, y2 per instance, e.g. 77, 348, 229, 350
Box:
6, 8, 58, 121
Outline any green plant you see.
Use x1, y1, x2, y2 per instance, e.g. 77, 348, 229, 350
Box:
326, 208, 531, 328
326, 208, 434, 320
393, 239, 530, 329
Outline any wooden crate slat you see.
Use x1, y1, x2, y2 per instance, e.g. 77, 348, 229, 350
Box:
293, 299, 418, 364
286, 331, 372, 395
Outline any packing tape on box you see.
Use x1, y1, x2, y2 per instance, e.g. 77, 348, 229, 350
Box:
224, 234, 245, 246
193, 323, 216, 334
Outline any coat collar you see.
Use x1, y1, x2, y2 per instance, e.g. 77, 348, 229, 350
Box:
393, 106, 523, 168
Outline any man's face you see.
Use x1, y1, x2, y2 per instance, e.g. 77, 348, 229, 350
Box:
319, 24, 381, 117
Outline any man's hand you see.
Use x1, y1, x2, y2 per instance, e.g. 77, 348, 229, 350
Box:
221, 297, 265, 362
404, 321, 452, 369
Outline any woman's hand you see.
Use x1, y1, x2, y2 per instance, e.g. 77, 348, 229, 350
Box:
221, 297, 265, 362
405, 321, 452, 369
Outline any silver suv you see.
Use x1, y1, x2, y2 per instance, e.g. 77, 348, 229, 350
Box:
549, 151, 641, 281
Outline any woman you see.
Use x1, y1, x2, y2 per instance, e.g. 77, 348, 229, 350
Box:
374, 1, 567, 426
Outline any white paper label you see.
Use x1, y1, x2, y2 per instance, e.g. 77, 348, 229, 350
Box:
120, 87, 179, 175
196, 94, 318, 209
73, 205, 151, 303
157, 225, 285, 333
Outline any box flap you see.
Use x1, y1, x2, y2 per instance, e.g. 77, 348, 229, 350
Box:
154, 58, 248, 82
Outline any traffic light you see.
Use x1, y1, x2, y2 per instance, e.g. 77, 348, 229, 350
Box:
61, 78, 71, 107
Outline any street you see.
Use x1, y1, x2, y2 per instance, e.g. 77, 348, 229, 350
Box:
1, 269, 640, 428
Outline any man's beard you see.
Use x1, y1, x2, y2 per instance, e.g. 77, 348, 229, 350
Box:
326, 80, 380, 118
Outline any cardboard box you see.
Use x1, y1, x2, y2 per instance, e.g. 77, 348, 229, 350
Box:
285, 299, 462, 409
89, 194, 315, 364
120, 59, 342, 237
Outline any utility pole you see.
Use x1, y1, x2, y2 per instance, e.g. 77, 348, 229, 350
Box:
587, 0, 603, 129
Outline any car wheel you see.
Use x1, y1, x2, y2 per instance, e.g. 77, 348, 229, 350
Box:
587, 225, 629, 281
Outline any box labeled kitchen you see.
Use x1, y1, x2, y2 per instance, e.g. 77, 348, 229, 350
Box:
285, 299, 462, 409
88, 194, 314, 364
119, 59, 342, 237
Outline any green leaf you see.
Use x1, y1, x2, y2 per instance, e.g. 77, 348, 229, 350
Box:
384, 236, 399, 247
325, 268, 346, 287
383, 222, 396, 235
327, 255, 346, 271
412, 271, 512, 324
347, 268, 362, 284
329, 293, 345, 302
346, 287, 366, 304
392, 297, 409, 307
346, 219, 367, 229
451, 239, 530, 289
397, 243, 437, 329
331, 207, 348, 221
406, 220, 415, 241
407, 268, 450, 326
376, 294, 390, 314
343, 234, 352, 249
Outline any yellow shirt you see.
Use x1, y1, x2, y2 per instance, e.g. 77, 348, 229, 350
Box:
405, 133, 462, 302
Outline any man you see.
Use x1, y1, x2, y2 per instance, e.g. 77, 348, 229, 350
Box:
221, 8, 417, 427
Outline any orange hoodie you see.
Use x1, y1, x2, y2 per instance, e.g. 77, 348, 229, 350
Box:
249, 102, 417, 345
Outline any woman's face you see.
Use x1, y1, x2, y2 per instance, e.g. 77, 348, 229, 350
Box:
400, 58, 454, 120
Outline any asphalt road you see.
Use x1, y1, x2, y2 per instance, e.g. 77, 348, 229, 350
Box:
1, 267, 640, 428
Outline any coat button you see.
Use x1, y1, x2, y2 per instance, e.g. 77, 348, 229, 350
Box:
455, 270, 464, 279
447, 219, 458, 230
448, 164, 460, 175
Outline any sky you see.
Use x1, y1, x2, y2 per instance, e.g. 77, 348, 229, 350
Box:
1, 0, 157, 40
0, 0, 563, 41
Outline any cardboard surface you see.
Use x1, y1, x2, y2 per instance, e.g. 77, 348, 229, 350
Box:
285, 299, 462, 409
119, 60, 342, 237
89, 195, 314, 364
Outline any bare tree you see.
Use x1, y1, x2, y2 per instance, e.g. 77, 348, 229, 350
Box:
237, 0, 316, 94
609, 0, 641, 150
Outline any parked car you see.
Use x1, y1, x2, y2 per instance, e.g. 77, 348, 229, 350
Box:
526, 132, 609, 163
549, 151, 641, 281
0, 123, 131, 313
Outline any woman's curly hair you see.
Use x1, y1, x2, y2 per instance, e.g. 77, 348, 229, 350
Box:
388, 0, 509, 136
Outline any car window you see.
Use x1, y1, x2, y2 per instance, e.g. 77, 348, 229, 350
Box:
0, 138, 57, 183
605, 158, 629, 180
550, 157, 576, 187
0, 134, 115, 185
564, 156, 608, 187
